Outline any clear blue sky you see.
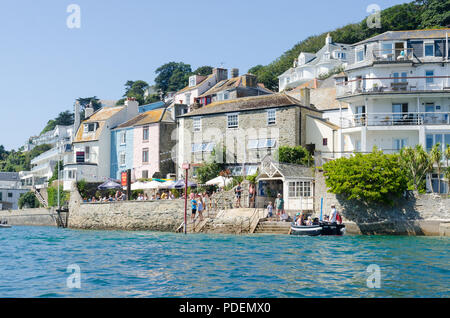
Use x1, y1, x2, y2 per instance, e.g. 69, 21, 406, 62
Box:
0, 0, 407, 150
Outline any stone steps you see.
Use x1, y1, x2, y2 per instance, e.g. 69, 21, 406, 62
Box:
254, 221, 291, 234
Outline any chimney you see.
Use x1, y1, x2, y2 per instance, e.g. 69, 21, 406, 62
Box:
300, 87, 310, 107
84, 103, 94, 118
213, 67, 228, 82
125, 97, 139, 120
326, 33, 332, 45
242, 74, 257, 87
73, 101, 81, 138
231, 68, 239, 78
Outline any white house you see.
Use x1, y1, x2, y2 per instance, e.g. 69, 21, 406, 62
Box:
0, 172, 28, 210
335, 28, 450, 193
278, 34, 352, 91
62, 99, 139, 190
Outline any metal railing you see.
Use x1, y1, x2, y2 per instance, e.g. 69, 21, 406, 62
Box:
372, 48, 415, 62
340, 112, 450, 128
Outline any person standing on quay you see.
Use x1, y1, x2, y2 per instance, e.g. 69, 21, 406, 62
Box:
275, 193, 284, 218
235, 183, 242, 208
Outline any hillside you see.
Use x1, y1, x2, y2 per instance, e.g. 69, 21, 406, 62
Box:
248, 0, 450, 91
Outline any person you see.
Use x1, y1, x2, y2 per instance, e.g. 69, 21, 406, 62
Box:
108, 195, 114, 202
150, 194, 156, 200
169, 192, 175, 200
305, 216, 313, 226
235, 183, 242, 208
144, 194, 148, 201
191, 197, 197, 221
266, 202, 274, 219
248, 183, 255, 208
137, 193, 143, 201
156, 193, 161, 200
161, 192, 168, 200
275, 193, 284, 217
197, 195, 204, 221
329, 204, 338, 223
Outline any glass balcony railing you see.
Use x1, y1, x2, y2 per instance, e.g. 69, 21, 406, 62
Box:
340, 112, 450, 128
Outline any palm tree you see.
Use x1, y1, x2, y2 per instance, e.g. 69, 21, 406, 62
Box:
430, 143, 443, 194
445, 145, 450, 194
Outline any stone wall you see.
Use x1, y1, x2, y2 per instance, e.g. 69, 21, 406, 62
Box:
314, 169, 450, 235
0, 208, 57, 226
68, 183, 185, 231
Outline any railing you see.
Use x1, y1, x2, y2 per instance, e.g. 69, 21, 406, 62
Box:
341, 112, 450, 128
336, 75, 450, 97
372, 48, 415, 62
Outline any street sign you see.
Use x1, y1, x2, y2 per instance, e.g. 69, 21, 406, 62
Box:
182, 163, 190, 170
121, 172, 127, 187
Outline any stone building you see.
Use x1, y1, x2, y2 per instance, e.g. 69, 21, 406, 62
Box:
176, 93, 322, 178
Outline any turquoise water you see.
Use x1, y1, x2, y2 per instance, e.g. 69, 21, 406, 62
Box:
0, 226, 448, 297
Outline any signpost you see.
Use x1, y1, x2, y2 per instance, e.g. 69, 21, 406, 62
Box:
121, 170, 131, 200
182, 163, 190, 234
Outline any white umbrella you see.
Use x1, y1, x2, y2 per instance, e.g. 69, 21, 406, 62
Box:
206, 176, 233, 188
131, 181, 163, 190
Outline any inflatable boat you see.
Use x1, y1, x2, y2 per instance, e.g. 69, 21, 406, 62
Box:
290, 222, 345, 236
0, 224, 11, 229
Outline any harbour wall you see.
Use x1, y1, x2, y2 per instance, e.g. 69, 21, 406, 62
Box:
314, 170, 450, 236
0, 208, 57, 226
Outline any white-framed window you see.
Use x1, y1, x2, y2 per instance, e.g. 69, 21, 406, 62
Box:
191, 142, 215, 153
288, 181, 312, 198
356, 49, 364, 62
193, 117, 201, 132
381, 42, 393, 55
85, 146, 90, 161
424, 42, 434, 57
189, 76, 196, 87
227, 114, 239, 129
426, 134, 450, 153
185, 93, 191, 106
393, 138, 407, 151
119, 152, 126, 166
267, 109, 276, 125
143, 126, 149, 141
120, 131, 126, 144
393, 72, 408, 83
142, 148, 149, 163
83, 123, 96, 133
425, 70, 434, 84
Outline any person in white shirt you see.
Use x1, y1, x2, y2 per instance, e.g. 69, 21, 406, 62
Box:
329, 205, 337, 223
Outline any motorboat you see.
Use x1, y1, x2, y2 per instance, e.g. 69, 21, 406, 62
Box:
0, 224, 12, 229
290, 221, 345, 236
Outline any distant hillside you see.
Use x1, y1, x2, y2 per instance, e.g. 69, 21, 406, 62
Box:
249, 0, 450, 91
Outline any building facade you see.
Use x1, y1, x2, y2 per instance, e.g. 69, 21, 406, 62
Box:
0, 172, 28, 210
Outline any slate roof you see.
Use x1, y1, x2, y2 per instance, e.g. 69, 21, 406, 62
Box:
354, 28, 450, 45
198, 75, 273, 97
175, 74, 214, 94
180, 93, 317, 117
0, 172, 20, 181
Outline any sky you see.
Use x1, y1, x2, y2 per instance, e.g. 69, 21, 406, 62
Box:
0, 0, 408, 150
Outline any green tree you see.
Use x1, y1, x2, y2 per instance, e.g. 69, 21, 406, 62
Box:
154, 62, 192, 95
323, 149, 408, 204
276, 145, 312, 166
116, 80, 149, 105
418, 0, 450, 29
430, 143, 443, 193
194, 66, 213, 76
18, 192, 40, 209
399, 145, 432, 192
40, 110, 75, 135
195, 147, 226, 184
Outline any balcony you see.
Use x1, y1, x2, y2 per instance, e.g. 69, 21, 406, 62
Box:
341, 112, 450, 129
372, 48, 415, 63
337, 75, 450, 98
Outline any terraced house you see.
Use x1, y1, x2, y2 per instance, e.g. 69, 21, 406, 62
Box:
335, 28, 450, 193
110, 107, 176, 181
176, 93, 323, 179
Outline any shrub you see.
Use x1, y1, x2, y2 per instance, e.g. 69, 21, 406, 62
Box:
323, 149, 408, 204
276, 145, 312, 166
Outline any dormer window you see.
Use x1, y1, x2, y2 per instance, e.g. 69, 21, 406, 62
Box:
334, 51, 346, 60
189, 76, 196, 87
83, 123, 97, 134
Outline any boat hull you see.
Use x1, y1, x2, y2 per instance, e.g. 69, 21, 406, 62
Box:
0, 225, 11, 228
290, 222, 345, 236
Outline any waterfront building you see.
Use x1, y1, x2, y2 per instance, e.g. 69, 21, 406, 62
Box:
335, 28, 450, 193
176, 93, 323, 179
62, 99, 139, 190
172, 68, 228, 110
195, 70, 273, 107
278, 34, 352, 92
110, 107, 177, 181
23, 125, 73, 152
0, 172, 28, 210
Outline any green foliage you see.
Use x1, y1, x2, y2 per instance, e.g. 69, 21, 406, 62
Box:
47, 186, 70, 207
154, 62, 192, 95
195, 147, 226, 184
18, 192, 40, 209
399, 145, 432, 193
40, 110, 75, 135
194, 66, 213, 76
48, 160, 63, 184
430, 143, 444, 193
248, 0, 449, 91
246, 170, 259, 184
116, 81, 149, 106
0, 144, 52, 172
323, 149, 408, 204
276, 145, 312, 166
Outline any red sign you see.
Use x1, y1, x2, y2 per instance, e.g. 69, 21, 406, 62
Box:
121, 172, 127, 186
182, 163, 190, 170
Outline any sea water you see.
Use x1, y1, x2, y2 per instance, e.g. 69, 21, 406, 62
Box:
0, 226, 448, 297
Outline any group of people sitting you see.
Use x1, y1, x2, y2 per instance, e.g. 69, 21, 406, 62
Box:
293, 204, 342, 226
83, 190, 181, 203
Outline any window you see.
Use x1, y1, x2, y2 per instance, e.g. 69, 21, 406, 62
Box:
393, 72, 407, 83
425, 70, 434, 84
191, 142, 215, 153
142, 170, 148, 179
426, 134, 450, 153
323, 138, 328, 146
85, 146, 90, 161
356, 50, 364, 62
288, 181, 312, 198
143, 126, 149, 141
355, 140, 361, 152
381, 43, 393, 55
189, 76, 196, 87
120, 131, 126, 144
424, 43, 434, 57
0, 192, 2, 201
76, 151, 85, 163
83, 123, 96, 133
8, 192, 12, 198
393, 139, 407, 151
142, 148, 149, 163
119, 152, 126, 166
193, 117, 201, 132
185, 93, 191, 106
227, 114, 238, 129
267, 109, 276, 125
247, 139, 276, 149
